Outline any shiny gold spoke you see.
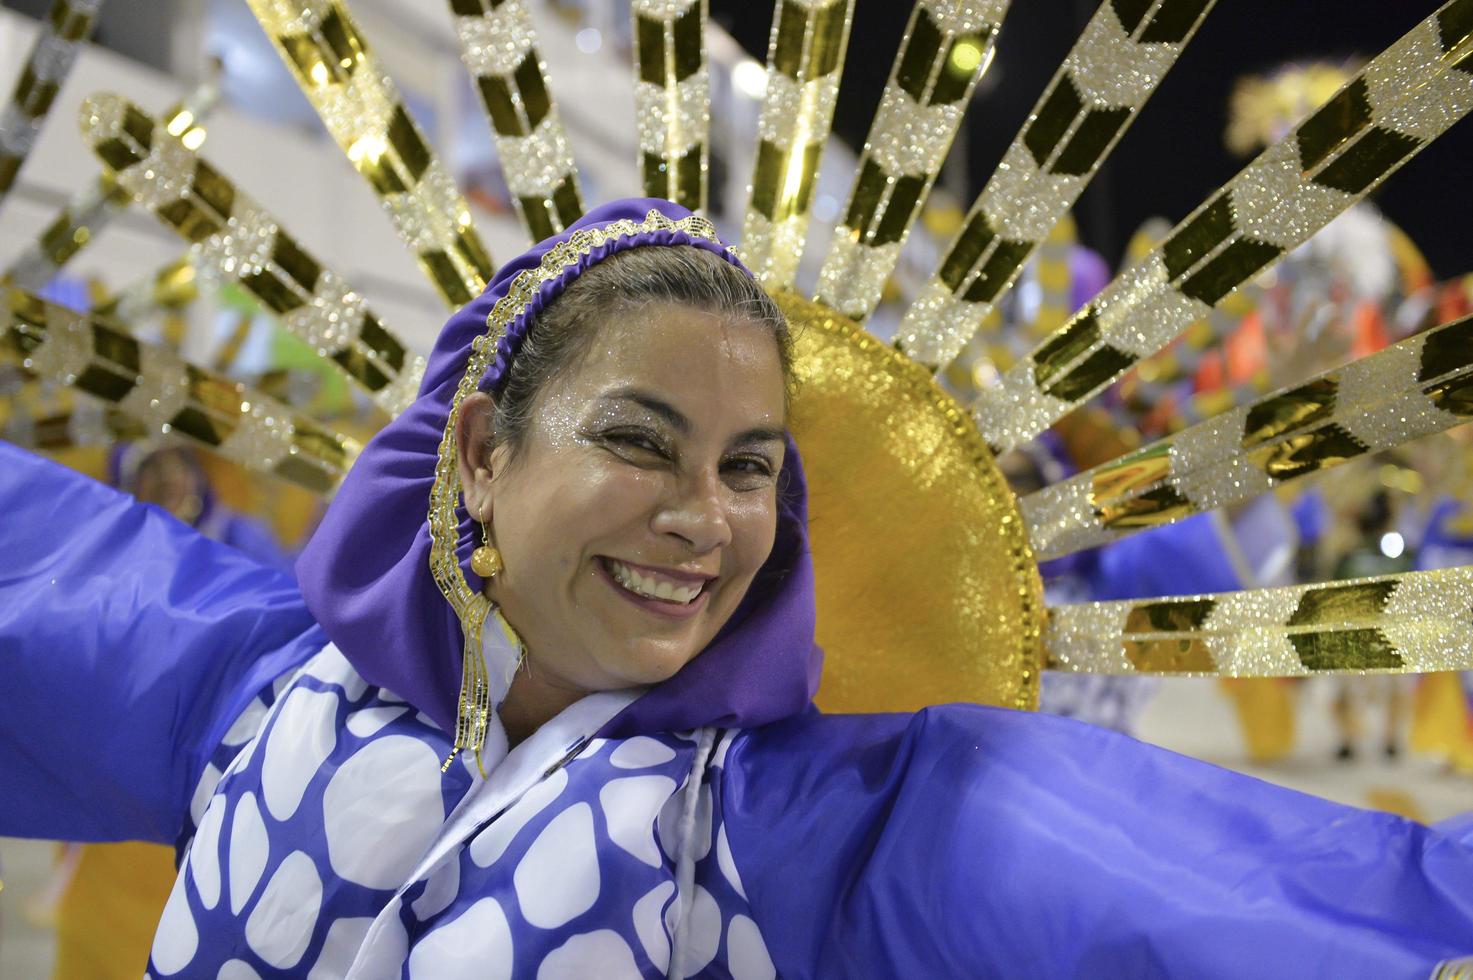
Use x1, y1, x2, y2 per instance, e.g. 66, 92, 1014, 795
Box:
0, 285, 360, 495
79, 93, 425, 418
0, 0, 105, 207
632, 0, 710, 214
1046, 566, 1473, 676
897, 0, 1218, 369
1023, 311, 1473, 560
451, 0, 584, 241
246, 0, 493, 305
976, 2, 1473, 456
740, 0, 854, 290
4, 85, 220, 290
814, 0, 1007, 321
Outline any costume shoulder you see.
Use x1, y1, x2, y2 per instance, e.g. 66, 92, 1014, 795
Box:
0, 444, 325, 844
721, 704, 1473, 979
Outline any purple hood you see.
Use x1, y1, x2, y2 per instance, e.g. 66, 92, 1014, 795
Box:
296, 198, 820, 741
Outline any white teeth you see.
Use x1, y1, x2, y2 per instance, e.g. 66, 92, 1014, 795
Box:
607, 559, 702, 605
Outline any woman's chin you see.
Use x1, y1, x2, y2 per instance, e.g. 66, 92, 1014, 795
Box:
598, 641, 702, 687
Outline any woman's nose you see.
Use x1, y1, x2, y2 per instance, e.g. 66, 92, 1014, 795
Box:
652, 468, 732, 553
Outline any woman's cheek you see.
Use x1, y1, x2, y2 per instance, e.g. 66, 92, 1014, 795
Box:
727, 492, 779, 571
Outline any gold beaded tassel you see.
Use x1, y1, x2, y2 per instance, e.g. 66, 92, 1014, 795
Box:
449, 0, 585, 241
245, 0, 495, 307
895, 0, 1220, 368
0, 0, 104, 208
0, 284, 361, 496
631, 0, 710, 214
1045, 566, 1473, 678
812, 0, 1007, 322
4, 91, 218, 290
974, 0, 1473, 457
739, 0, 854, 291
80, 94, 427, 418
1022, 309, 1473, 560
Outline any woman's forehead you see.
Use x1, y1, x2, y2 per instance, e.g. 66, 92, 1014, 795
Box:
560, 306, 787, 420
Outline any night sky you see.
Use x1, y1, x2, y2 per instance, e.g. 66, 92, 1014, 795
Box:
713, 0, 1473, 278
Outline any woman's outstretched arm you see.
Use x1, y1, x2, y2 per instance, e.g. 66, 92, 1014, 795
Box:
0, 444, 325, 844
723, 705, 1473, 979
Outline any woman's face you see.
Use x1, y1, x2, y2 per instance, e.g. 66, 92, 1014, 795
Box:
459, 302, 788, 694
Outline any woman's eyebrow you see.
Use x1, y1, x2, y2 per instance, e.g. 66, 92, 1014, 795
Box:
730, 427, 786, 448
600, 389, 784, 448
600, 388, 690, 434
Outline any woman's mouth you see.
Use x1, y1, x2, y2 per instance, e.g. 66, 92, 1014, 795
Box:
596, 557, 712, 619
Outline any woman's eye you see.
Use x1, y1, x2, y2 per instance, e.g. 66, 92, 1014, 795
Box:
724, 457, 775, 481
605, 431, 667, 457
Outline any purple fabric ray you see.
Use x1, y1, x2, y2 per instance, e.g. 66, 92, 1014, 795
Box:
296, 198, 820, 740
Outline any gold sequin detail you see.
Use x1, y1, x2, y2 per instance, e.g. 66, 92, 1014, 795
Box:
779, 292, 1044, 713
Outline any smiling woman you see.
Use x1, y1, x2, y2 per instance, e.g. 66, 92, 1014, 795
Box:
3, 199, 1473, 978
453, 249, 793, 742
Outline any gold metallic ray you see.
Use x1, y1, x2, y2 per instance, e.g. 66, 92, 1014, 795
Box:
0, 0, 104, 208
1023, 311, 1473, 560
740, 0, 854, 290
450, 0, 584, 240
0, 375, 132, 451
4, 88, 219, 289
897, 0, 1218, 367
976, 2, 1473, 455
0, 285, 359, 495
814, 0, 1007, 321
1046, 565, 1473, 677
631, 0, 710, 213
1115, 286, 1259, 432
94, 255, 199, 324
79, 93, 426, 417
245, 0, 494, 306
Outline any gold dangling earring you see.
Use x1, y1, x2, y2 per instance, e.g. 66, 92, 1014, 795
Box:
470, 504, 503, 579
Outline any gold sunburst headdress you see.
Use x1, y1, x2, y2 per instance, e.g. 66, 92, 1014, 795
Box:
5, 0, 1473, 754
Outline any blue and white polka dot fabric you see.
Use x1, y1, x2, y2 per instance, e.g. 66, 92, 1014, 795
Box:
147, 645, 774, 978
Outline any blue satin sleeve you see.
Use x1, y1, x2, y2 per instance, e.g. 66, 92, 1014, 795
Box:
723, 706, 1473, 978
0, 444, 325, 844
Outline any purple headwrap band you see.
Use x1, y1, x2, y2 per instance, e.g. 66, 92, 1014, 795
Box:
296, 198, 820, 741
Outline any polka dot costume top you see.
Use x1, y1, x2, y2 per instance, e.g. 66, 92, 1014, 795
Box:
146, 643, 776, 979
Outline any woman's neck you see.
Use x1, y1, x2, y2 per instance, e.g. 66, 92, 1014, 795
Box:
497, 663, 589, 747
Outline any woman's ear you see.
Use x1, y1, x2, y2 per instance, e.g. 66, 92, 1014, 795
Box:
456, 391, 498, 523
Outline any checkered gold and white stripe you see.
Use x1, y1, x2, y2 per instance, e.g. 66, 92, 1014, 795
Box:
740, 0, 853, 291
246, 0, 495, 307
94, 256, 199, 326
896, 0, 1218, 367
0, 0, 103, 207
631, 0, 709, 215
452, 0, 584, 241
1046, 565, 1473, 677
813, 0, 1008, 321
976, 0, 1473, 455
0, 286, 360, 495
0, 375, 123, 451
4, 90, 217, 290
1115, 286, 1260, 431
1024, 310, 1473, 560
80, 94, 426, 418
